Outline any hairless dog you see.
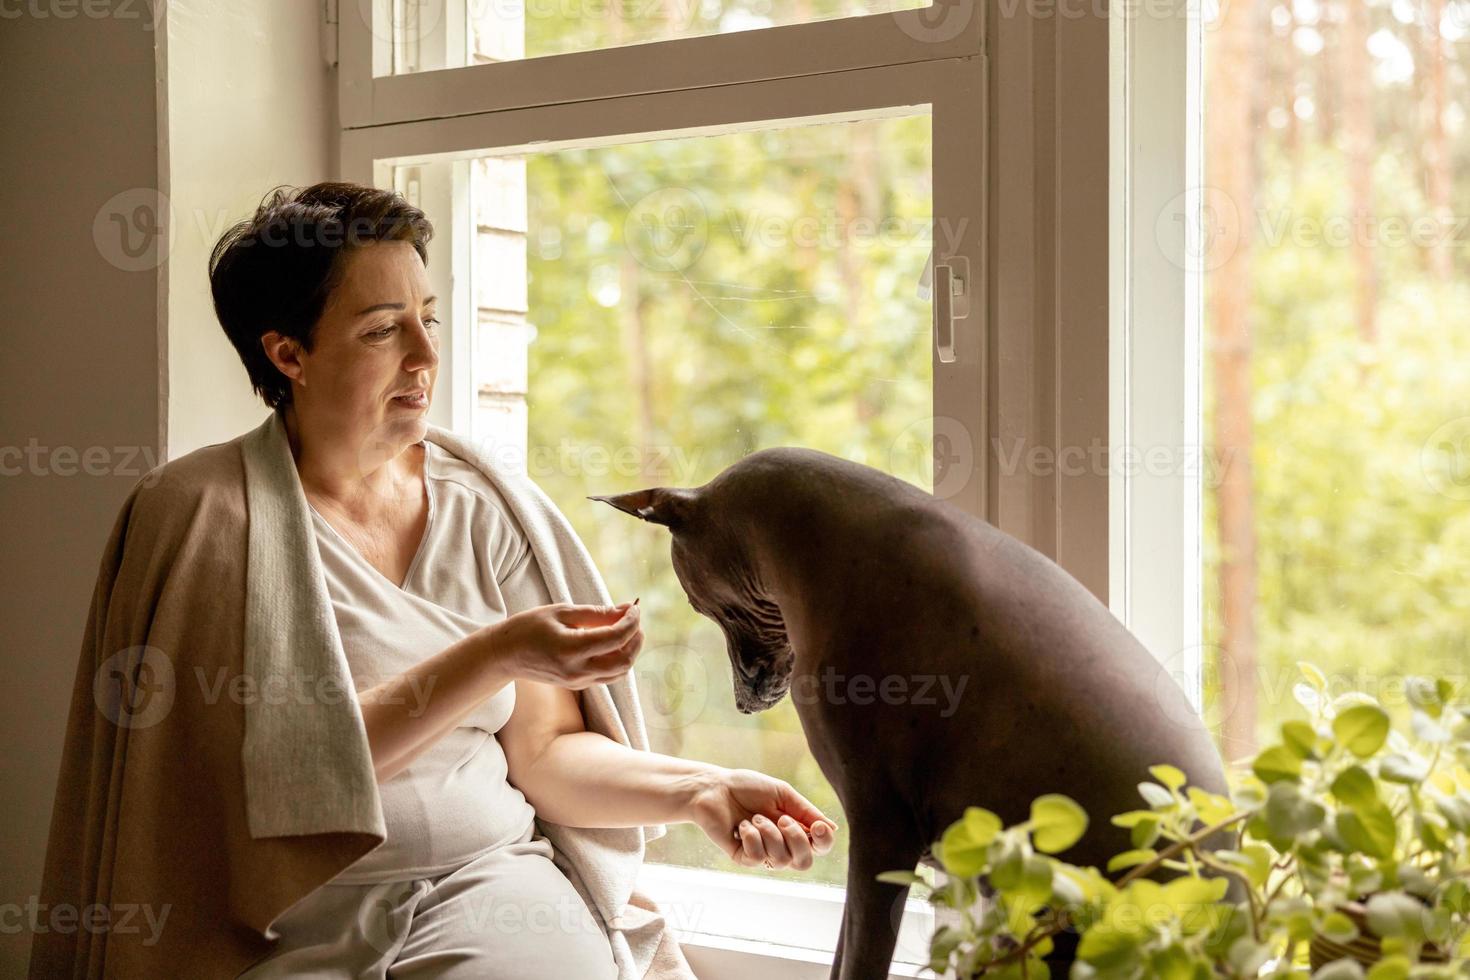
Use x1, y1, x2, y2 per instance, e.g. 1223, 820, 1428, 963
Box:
592, 447, 1237, 980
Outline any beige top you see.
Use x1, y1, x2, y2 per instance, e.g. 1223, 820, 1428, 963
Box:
309, 439, 552, 884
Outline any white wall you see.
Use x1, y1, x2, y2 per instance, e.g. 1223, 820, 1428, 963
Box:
0, 2, 333, 973
0, 6, 164, 974
166, 0, 338, 456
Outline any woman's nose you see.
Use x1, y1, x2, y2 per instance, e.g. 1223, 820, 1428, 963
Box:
405, 319, 440, 371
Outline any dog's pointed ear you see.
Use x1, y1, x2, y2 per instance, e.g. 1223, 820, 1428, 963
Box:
588, 487, 695, 529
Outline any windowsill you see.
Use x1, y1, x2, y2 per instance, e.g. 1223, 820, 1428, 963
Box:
637, 862, 935, 980
673, 932, 931, 980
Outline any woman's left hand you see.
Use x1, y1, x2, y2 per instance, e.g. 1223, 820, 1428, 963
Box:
690, 767, 839, 871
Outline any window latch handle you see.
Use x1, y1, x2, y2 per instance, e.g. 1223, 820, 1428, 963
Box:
922, 253, 968, 364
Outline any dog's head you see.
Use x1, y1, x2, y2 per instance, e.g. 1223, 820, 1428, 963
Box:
589, 485, 794, 714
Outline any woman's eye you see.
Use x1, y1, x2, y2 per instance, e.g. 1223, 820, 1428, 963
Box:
368, 317, 435, 340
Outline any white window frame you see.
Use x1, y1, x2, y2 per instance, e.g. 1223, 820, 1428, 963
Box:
1109, 0, 1205, 699
334, 0, 1128, 973
339, 0, 986, 128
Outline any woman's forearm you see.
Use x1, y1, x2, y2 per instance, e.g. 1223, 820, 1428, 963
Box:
514, 732, 723, 828
358, 627, 510, 782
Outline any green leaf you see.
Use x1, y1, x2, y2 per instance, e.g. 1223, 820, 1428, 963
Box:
1147, 942, 1195, 980
1435, 792, 1470, 833
1030, 794, 1088, 854
1440, 879, 1470, 916
989, 840, 1025, 890
1077, 920, 1142, 970
1317, 957, 1370, 980
1312, 959, 1365, 980
937, 818, 988, 878
1138, 781, 1176, 808
1282, 720, 1320, 759
1150, 764, 1187, 791
1110, 809, 1157, 828
1131, 814, 1161, 850
928, 924, 964, 971
1050, 865, 1086, 907
1378, 752, 1429, 784
1161, 874, 1230, 911
1365, 892, 1429, 942
1215, 845, 1272, 889
1330, 765, 1380, 809
1364, 956, 1411, 980
962, 806, 1003, 847
1264, 780, 1326, 842
875, 870, 925, 887
1319, 910, 1359, 944
1226, 936, 1270, 976
1333, 704, 1391, 758
1186, 786, 1236, 825
1411, 710, 1451, 744
1013, 854, 1056, 907
1055, 863, 1117, 904
1275, 895, 1316, 943
1299, 661, 1328, 692
1253, 744, 1303, 784
1106, 848, 1158, 873
1406, 677, 1445, 717
1336, 801, 1397, 860
1417, 810, 1451, 851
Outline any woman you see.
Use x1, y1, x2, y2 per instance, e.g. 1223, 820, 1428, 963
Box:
32, 183, 837, 980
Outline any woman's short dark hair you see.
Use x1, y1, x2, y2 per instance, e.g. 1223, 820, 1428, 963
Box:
209, 181, 434, 410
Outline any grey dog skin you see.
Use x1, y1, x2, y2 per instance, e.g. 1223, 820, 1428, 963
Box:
592, 447, 1236, 980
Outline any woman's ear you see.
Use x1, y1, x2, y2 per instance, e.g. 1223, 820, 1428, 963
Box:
587, 487, 697, 530
260, 330, 306, 385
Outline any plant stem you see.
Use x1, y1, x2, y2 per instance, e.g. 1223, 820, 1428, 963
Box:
1116, 812, 1252, 888
1195, 852, 1264, 942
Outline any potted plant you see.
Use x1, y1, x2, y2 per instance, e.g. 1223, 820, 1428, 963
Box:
882, 664, 1470, 978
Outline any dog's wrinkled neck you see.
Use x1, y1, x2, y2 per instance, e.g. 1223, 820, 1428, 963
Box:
732, 458, 890, 654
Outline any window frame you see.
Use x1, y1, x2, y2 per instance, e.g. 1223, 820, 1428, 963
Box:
333, 0, 1132, 970
339, 0, 986, 128
1108, 0, 1205, 701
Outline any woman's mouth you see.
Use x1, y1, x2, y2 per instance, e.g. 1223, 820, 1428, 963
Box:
391, 391, 428, 409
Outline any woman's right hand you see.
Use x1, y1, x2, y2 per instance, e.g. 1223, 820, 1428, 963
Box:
487, 601, 644, 690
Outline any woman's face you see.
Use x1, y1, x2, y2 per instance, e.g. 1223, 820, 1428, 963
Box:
266, 240, 440, 456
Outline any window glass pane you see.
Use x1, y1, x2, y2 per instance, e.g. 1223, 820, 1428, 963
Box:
462, 113, 934, 884
1201, 0, 1470, 761
380, 0, 928, 74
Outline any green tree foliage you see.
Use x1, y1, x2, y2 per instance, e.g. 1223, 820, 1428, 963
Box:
523, 115, 932, 881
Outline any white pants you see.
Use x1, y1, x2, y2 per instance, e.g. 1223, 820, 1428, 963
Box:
238, 827, 618, 979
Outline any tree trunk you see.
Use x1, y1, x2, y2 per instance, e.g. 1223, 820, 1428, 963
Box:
838, 121, 882, 426
1283, 2, 1303, 181
1208, 0, 1262, 762
1426, 0, 1453, 281
1342, 0, 1378, 342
